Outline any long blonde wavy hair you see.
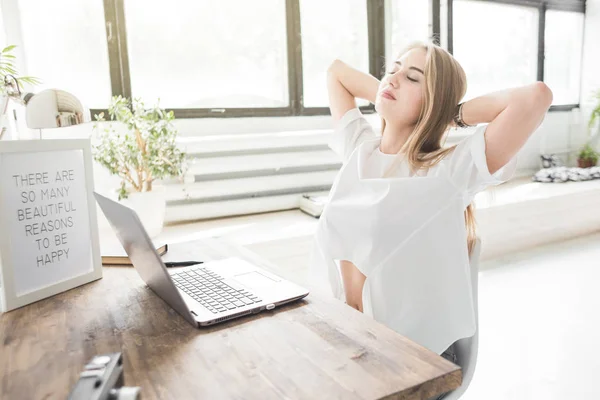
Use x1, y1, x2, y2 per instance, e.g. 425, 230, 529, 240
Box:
382, 41, 476, 255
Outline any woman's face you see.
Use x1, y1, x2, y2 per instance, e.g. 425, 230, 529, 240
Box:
375, 48, 426, 127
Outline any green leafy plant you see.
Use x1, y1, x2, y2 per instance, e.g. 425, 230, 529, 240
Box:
92, 96, 186, 200
590, 89, 600, 133
0, 45, 41, 93
578, 143, 599, 164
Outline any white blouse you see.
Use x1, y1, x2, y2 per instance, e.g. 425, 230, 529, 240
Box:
309, 108, 518, 354
328, 108, 518, 208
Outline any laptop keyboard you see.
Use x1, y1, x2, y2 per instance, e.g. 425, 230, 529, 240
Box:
171, 267, 262, 314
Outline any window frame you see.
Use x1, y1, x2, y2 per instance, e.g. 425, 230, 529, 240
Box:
437, 0, 586, 111
98, 0, 385, 118
96, 0, 585, 117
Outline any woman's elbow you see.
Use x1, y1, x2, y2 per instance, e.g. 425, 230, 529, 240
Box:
532, 81, 553, 110
327, 59, 344, 77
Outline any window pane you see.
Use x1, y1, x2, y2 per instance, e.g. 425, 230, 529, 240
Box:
18, 0, 111, 109
453, 1, 538, 101
0, 3, 5, 48
300, 0, 369, 108
124, 0, 288, 109
545, 10, 584, 105
388, 0, 430, 61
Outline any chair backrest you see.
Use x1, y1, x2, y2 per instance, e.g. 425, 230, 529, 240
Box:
468, 238, 480, 326
443, 237, 481, 400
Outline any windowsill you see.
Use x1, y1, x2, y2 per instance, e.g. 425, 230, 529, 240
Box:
474, 175, 600, 209
159, 172, 600, 248
171, 110, 482, 140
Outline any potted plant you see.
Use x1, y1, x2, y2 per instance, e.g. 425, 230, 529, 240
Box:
92, 96, 186, 237
577, 143, 599, 168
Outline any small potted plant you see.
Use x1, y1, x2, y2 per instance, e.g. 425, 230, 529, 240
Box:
589, 89, 600, 135
577, 143, 599, 168
92, 96, 185, 237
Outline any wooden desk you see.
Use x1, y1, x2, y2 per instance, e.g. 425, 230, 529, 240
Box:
0, 238, 461, 399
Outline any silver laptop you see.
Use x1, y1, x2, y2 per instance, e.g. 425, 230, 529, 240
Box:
94, 192, 309, 327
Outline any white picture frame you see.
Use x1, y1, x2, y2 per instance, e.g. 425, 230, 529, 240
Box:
0, 139, 102, 312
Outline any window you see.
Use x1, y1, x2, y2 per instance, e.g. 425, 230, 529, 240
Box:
299, 0, 369, 107
452, 1, 539, 101
387, 0, 431, 61
0, 3, 5, 48
544, 10, 584, 105
6, 0, 586, 117
18, 0, 111, 109
124, 0, 289, 109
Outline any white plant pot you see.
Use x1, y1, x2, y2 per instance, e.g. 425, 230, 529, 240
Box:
119, 186, 166, 238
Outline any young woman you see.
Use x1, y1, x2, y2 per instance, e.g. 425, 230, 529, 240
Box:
309, 41, 552, 370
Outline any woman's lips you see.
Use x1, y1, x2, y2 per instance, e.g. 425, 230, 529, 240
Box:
381, 90, 396, 100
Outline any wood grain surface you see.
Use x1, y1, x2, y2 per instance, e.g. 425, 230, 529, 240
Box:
0, 238, 461, 399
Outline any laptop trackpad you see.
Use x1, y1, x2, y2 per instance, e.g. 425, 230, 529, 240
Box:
233, 271, 279, 289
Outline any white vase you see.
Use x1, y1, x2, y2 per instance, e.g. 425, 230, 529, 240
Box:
120, 186, 166, 238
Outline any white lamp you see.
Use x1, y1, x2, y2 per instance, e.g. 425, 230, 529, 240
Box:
25, 88, 88, 129
2, 75, 90, 138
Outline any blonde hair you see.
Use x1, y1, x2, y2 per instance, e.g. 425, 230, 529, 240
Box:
382, 41, 476, 255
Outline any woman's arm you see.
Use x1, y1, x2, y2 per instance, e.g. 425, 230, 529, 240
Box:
327, 59, 380, 121
460, 82, 553, 175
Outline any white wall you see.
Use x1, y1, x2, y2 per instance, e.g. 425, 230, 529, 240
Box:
520, 110, 585, 170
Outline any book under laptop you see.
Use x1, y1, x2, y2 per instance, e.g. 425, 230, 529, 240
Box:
101, 239, 168, 265
94, 192, 309, 327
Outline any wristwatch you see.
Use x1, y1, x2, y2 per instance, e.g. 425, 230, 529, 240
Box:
453, 103, 471, 128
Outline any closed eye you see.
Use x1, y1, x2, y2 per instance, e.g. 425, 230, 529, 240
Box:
386, 70, 419, 83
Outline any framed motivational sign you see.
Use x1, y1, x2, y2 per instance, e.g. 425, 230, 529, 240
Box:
0, 139, 102, 312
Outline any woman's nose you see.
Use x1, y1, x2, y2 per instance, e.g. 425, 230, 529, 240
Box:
389, 71, 401, 88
